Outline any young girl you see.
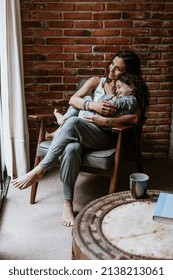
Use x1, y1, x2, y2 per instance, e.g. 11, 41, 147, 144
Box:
46, 73, 148, 139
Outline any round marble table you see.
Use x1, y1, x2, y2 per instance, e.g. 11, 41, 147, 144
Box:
72, 190, 173, 260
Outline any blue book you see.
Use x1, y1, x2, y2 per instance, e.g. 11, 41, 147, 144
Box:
153, 192, 173, 224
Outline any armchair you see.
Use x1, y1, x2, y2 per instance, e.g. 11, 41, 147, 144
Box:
29, 80, 145, 204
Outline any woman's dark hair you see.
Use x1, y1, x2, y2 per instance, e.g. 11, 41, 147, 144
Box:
115, 50, 141, 75
106, 50, 142, 83
118, 73, 150, 112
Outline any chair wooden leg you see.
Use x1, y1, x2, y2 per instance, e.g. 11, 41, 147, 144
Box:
134, 129, 143, 172
30, 182, 39, 204
30, 155, 41, 204
109, 132, 122, 194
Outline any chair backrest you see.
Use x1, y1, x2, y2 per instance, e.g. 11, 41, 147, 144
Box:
77, 78, 88, 90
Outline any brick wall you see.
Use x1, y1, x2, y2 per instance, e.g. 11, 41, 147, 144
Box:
20, 0, 173, 165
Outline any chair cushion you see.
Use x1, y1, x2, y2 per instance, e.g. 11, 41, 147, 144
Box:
81, 148, 115, 169
37, 141, 116, 170
37, 141, 52, 157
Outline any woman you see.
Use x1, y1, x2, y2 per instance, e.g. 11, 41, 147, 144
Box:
12, 50, 149, 227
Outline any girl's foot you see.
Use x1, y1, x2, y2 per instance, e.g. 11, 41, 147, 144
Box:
11, 166, 46, 190
54, 109, 66, 126
61, 200, 74, 227
45, 131, 57, 141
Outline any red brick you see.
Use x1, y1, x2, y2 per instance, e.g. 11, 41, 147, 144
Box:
34, 62, 63, 70
106, 37, 132, 45
146, 119, 170, 126
156, 126, 170, 132
34, 46, 63, 53
105, 21, 132, 28
121, 29, 149, 36
63, 13, 92, 20
133, 20, 162, 28
93, 13, 121, 20
165, 3, 173, 11
48, 54, 74, 61
75, 21, 103, 29
136, 4, 165, 11
163, 21, 173, 28
149, 104, 172, 112
152, 12, 172, 20
77, 3, 105, 11
107, 3, 135, 11
151, 90, 172, 97
65, 61, 92, 68
64, 30, 92, 37
46, 38, 74, 45
50, 69, 76, 76
33, 12, 62, 20
64, 46, 91, 53
35, 29, 62, 37
122, 12, 150, 20
47, 3, 75, 11
50, 84, 76, 91
76, 54, 104, 61
146, 132, 169, 140
76, 38, 104, 45
47, 21, 74, 28
93, 30, 120, 37
160, 83, 173, 90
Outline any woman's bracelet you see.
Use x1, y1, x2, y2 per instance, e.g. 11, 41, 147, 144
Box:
108, 118, 113, 126
86, 101, 90, 110
81, 100, 88, 110
82, 100, 90, 111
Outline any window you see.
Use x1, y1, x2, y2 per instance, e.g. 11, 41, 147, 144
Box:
0, 67, 10, 211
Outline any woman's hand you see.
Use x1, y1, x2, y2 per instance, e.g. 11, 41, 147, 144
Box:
84, 115, 107, 126
84, 106, 142, 127
90, 100, 116, 116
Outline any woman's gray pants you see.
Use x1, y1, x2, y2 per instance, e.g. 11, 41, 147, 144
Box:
39, 117, 115, 201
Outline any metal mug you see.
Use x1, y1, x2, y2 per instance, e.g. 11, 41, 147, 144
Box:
130, 173, 149, 199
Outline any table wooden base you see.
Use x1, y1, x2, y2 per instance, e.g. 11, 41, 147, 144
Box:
72, 190, 173, 260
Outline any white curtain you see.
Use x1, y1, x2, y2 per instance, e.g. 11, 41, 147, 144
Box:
0, 0, 30, 178
169, 101, 173, 159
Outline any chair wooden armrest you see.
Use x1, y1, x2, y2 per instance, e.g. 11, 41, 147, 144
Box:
28, 114, 55, 122
28, 114, 58, 146
112, 124, 136, 133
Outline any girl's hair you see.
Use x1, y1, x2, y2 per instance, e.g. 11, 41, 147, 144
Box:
118, 73, 150, 112
115, 50, 141, 75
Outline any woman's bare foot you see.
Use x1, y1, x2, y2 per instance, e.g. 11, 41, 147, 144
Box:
54, 109, 66, 126
11, 166, 46, 190
61, 200, 74, 227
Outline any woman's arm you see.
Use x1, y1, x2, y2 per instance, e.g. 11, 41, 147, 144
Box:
69, 77, 116, 115
84, 107, 142, 127
111, 108, 141, 126
69, 77, 100, 109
